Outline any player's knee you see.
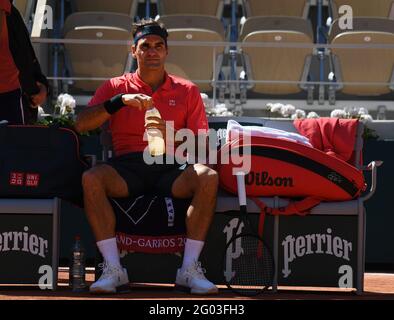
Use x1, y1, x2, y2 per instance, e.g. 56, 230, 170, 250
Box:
82, 169, 103, 191
197, 167, 219, 190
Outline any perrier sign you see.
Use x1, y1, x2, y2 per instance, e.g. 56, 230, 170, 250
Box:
278, 215, 358, 288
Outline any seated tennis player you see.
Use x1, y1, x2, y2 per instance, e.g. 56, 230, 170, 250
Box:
75, 18, 219, 295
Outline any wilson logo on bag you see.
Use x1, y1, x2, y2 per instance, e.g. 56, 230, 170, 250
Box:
245, 171, 294, 188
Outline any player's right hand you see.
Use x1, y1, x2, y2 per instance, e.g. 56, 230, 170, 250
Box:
121, 94, 153, 111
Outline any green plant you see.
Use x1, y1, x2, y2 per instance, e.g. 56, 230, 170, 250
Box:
35, 114, 100, 136
36, 93, 100, 136
362, 125, 379, 140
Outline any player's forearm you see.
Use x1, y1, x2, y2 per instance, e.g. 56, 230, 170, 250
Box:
74, 104, 111, 133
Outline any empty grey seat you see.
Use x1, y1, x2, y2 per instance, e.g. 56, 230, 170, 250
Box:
71, 0, 138, 15
13, 0, 34, 22
329, 17, 394, 96
243, 0, 310, 18
63, 12, 133, 92
157, 0, 224, 18
157, 15, 226, 93
13, 0, 28, 15
239, 16, 314, 95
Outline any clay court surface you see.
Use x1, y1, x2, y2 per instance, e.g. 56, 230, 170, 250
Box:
1, 268, 394, 300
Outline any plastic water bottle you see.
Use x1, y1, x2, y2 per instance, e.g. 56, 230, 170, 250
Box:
145, 107, 165, 156
69, 235, 86, 292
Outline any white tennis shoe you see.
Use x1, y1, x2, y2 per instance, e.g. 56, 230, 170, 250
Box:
175, 261, 218, 295
89, 262, 130, 294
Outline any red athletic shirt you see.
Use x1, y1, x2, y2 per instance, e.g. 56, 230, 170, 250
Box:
0, 0, 20, 93
88, 72, 209, 156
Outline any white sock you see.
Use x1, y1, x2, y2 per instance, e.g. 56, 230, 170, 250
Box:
181, 238, 204, 271
96, 238, 121, 268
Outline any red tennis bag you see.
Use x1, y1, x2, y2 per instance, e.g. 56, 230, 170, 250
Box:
217, 136, 366, 203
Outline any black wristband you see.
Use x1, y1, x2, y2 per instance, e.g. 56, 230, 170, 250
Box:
103, 94, 125, 114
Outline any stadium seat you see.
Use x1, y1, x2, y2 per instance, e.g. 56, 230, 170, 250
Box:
157, 0, 224, 18
330, 0, 394, 19
13, 0, 34, 22
329, 17, 394, 96
243, 0, 310, 18
70, 0, 138, 16
62, 12, 133, 93
239, 16, 314, 95
157, 15, 226, 93
13, 0, 28, 16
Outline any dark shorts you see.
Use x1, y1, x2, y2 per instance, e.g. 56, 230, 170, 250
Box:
0, 89, 24, 125
108, 152, 188, 197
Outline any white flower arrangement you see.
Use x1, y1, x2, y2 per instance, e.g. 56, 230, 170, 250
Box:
307, 111, 320, 119
281, 104, 296, 117
268, 103, 283, 113
37, 106, 46, 119
330, 109, 348, 119
266, 103, 377, 139
292, 109, 306, 120
329, 108, 373, 124
37, 93, 76, 121
36, 93, 83, 132
201, 93, 234, 117
54, 93, 76, 116
267, 103, 374, 123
